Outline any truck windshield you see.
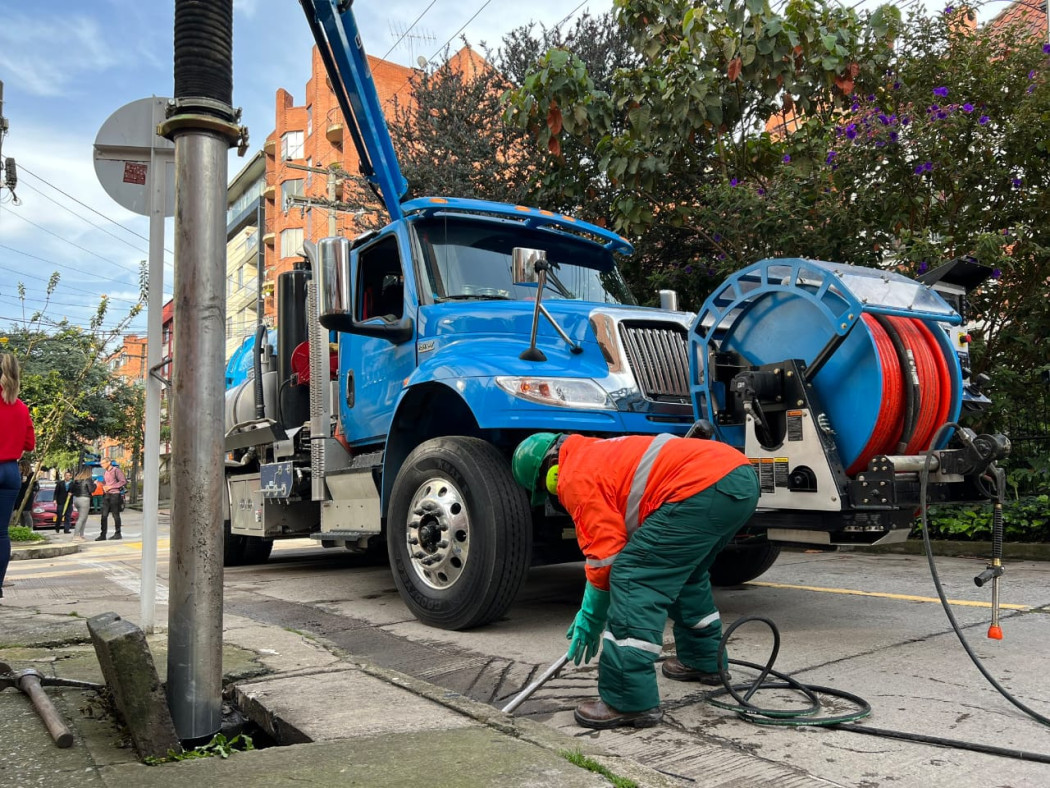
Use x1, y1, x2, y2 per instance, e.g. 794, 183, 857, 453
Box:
413, 217, 636, 305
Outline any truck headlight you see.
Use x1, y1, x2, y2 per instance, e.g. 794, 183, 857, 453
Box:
33, 507, 45, 514
495, 376, 612, 409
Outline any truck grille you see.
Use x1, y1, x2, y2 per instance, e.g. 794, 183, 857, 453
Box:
619, 322, 690, 402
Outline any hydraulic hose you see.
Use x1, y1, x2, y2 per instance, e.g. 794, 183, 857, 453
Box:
913, 423, 1050, 727
173, 0, 233, 113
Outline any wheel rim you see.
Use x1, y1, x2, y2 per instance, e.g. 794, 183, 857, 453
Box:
404, 475, 470, 590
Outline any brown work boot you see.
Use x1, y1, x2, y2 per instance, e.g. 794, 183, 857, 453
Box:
574, 699, 662, 730
661, 657, 727, 685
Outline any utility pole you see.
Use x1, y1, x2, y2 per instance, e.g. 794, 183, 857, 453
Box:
0, 80, 17, 206
284, 161, 344, 236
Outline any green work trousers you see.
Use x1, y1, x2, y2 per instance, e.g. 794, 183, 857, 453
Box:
598, 465, 760, 712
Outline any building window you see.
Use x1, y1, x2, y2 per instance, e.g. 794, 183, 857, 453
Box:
282, 178, 304, 211
307, 106, 313, 136
281, 130, 304, 160
305, 158, 313, 187
280, 227, 304, 258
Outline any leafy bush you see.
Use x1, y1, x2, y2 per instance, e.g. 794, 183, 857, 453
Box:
9, 526, 44, 543
915, 495, 1050, 542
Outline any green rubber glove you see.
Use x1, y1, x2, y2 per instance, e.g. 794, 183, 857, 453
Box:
565, 582, 610, 665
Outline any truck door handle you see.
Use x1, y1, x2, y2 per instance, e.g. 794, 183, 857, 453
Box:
346, 371, 355, 408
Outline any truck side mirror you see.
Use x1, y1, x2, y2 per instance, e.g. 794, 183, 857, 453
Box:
316, 236, 414, 343
317, 237, 354, 332
512, 248, 546, 285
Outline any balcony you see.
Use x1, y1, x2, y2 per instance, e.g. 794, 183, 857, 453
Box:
263, 139, 276, 156
263, 232, 275, 247
263, 185, 276, 201
326, 107, 343, 147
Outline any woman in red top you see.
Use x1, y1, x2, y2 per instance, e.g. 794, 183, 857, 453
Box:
1, 352, 37, 599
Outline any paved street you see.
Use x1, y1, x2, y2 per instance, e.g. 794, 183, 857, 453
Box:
6, 509, 1050, 786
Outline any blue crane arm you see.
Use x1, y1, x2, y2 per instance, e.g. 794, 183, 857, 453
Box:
299, 0, 408, 221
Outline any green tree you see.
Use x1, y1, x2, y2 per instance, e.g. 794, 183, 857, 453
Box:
505, 1, 1049, 491
3, 271, 145, 518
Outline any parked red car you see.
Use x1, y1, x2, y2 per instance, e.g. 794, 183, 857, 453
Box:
31, 483, 79, 531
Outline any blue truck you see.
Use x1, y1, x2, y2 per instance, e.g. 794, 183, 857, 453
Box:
222, 0, 1004, 631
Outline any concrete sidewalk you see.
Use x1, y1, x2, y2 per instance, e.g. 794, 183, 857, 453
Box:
0, 584, 676, 787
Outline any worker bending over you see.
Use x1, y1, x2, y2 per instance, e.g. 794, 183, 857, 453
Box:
512, 432, 760, 729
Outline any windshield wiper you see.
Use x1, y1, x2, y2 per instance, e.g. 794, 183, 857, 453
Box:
545, 266, 575, 299
437, 293, 513, 301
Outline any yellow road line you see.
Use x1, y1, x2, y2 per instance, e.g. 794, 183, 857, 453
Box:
748, 581, 1030, 610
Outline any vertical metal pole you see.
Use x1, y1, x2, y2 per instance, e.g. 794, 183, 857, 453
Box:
167, 129, 228, 741
140, 103, 168, 633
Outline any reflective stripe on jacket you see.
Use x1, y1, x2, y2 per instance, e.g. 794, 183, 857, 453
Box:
556, 434, 750, 590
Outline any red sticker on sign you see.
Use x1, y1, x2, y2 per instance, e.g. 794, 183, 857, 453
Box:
123, 162, 148, 185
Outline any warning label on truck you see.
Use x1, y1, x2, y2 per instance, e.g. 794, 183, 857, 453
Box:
787, 410, 805, 441
751, 457, 790, 493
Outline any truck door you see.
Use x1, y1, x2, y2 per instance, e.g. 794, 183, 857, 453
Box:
339, 232, 416, 445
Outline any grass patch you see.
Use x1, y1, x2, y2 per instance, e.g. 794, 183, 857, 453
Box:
559, 748, 638, 788
145, 733, 255, 765
10, 526, 45, 543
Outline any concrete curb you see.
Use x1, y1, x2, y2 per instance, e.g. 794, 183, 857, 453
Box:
246, 634, 681, 788
10, 542, 80, 560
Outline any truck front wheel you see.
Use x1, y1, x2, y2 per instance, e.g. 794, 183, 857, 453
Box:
387, 437, 531, 630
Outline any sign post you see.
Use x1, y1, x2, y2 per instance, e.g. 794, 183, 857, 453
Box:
93, 97, 175, 633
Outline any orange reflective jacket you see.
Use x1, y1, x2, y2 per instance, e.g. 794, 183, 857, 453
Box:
557, 434, 750, 589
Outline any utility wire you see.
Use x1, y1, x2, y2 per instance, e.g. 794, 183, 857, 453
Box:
381, 0, 440, 60
18, 165, 175, 258
0, 242, 152, 296
17, 180, 166, 262
4, 211, 142, 271
388, 0, 496, 103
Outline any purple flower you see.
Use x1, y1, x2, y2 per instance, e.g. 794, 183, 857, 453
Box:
914, 164, 925, 174
1029, 70, 1036, 79
718, 253, 727, 260
875, 140, 886, 147
924, 162, 933, 172
713, 233, 722, 242
846, 123, 858, 139
684, 265, 693, 274
757, 188, 766, 195
826, 151, 837, 164
867, 94, 875, 102
1027, 85, 1035, 94
730, 178, 739, 186
1012, 177, 1022, 188
979, 115, 990, 124
962, 103, 974, 113
893, 81, 901, 90
1044, 43, 1050, 54
936, 111, 948, 119
901, 116, 911, 125
918, 261, 928, 273
992, 268, 1002, 279
878, 113, 890, 124
934, 86, 949, 97
943, 5, 954, 13
851, 102, 860, 112
929, 104, 940, 112
706, 267, 716, 277
783, 154, 792, 163
889, 131, 899, 142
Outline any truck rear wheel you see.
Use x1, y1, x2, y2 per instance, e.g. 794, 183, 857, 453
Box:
387, 436, 531, 630
223, 519, 274, 567
709, 542, 781, 586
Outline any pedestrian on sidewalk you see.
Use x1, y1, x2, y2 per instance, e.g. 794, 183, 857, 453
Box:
1, 352, 37, 600
55, 469, 74, 533
70, 468, 94, 542
512, 432, 760, 730
96, 457, 126, 541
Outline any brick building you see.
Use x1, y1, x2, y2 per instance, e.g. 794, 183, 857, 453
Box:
258, 47, 416, 322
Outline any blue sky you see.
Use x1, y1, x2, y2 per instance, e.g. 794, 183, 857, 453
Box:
0, 0, 609, 339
